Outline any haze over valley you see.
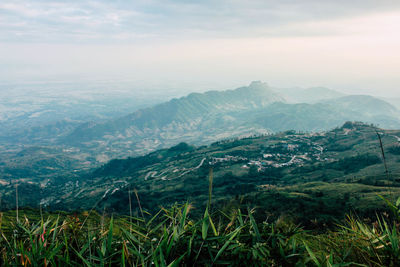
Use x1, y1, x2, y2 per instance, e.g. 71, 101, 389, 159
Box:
2, 81, 400, 166
1, 79, 400, 213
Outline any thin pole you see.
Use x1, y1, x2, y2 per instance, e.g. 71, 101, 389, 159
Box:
15, 184, 19, 222
376, 131, 390, 181
128, 188, 132, 234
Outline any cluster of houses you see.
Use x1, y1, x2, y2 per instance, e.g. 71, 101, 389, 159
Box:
209, 155, 246, 165
209, 135, 329, 172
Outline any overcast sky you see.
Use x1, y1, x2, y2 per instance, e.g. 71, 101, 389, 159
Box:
0, 0, 399, 96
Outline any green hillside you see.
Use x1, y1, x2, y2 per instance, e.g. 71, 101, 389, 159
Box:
3, 122, 400, 228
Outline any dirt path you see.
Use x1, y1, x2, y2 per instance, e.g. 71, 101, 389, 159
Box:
391, 135, 400, 142
177, 158, 206, 178
144, 171, 157, 180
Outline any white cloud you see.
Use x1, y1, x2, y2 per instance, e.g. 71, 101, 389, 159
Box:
0, 1, 399, 96
1, 0, 400, 43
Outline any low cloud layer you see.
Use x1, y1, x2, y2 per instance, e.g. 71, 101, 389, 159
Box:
0, 1, 399, 96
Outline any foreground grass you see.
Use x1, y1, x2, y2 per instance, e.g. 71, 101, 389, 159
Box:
1, 171, 399, 266
0, 204, 307, 266
1, 198, 400, 266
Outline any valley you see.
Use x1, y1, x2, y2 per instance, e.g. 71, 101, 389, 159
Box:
1, 81, 400, 174
2, 82, 400, 226
2, 121, 400, 226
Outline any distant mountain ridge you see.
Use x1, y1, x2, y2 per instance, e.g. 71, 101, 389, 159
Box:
59, 81, 400, 161
1, 81, 399, 165
323, 95, 398, 116
61, 81, 284, 155
278, 86, 345, 103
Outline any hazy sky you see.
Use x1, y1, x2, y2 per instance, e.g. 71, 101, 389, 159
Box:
0, 0, 399, 96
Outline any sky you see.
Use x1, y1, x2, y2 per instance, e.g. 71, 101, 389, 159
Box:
0, 0, 400, 96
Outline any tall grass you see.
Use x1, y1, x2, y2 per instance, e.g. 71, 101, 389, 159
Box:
0, 203, 308, 266
0, 169, 308, 266
1, 168, 400, 266
2, 196, 400, 266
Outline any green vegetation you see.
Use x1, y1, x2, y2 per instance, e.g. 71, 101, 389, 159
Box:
2, 122, 400, 265
3, 122, 400, 226
2, 195, 400, 266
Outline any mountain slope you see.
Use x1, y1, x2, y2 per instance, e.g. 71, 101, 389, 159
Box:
61, 81, 284, 155
2, 81, 398, 173
251, 96, 400, 132
57, 83, 400, 161
5, 122, 399, 224
323, 95, 398, 116
278, 86, 345, 103
65, 122, 400, 222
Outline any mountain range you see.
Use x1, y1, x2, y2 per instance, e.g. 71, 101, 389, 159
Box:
2, 79, 400, 224
58, 81, 400, 160
1, 81, 400, 185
